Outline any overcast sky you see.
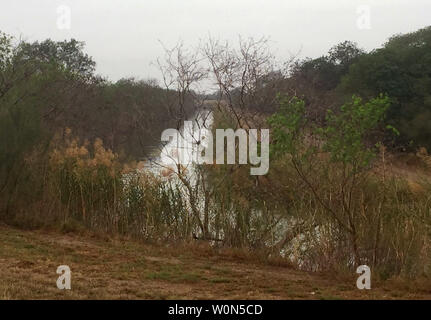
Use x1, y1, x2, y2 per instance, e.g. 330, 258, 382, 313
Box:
0, 0, 430, 82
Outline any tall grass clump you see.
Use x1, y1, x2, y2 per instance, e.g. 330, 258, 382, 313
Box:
48, 129, 123, 231
121, 172, 191, 241
46, 129, 196, 239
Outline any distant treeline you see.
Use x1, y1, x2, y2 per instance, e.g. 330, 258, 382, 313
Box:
2, 25, 429, 166
222, 26, 431, 150
0, 35, 195, 166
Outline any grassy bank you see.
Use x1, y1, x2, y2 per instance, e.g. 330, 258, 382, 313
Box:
1, 224, 430, 300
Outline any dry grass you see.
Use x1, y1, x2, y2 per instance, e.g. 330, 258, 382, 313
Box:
0, 225, 430, 300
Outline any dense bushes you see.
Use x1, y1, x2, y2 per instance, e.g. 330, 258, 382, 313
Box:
1, 28, 431, 282
284, 27, 431, 150
264, 95, 430, 277
340, 27, 431, 149
0, 31, 192, 221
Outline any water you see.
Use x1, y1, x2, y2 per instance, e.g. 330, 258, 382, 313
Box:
142, 109, 213, 182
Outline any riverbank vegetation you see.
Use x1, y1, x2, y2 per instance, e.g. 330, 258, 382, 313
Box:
1, 26, 431, 289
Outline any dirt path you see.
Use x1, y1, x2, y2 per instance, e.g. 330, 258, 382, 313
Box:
0, 225, 429, 300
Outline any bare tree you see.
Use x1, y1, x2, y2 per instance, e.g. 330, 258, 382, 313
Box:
150, 38, 286, 244
203, 36, 279, 129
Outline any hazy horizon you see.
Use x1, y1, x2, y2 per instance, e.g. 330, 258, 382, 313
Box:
1, 0, 430, 83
